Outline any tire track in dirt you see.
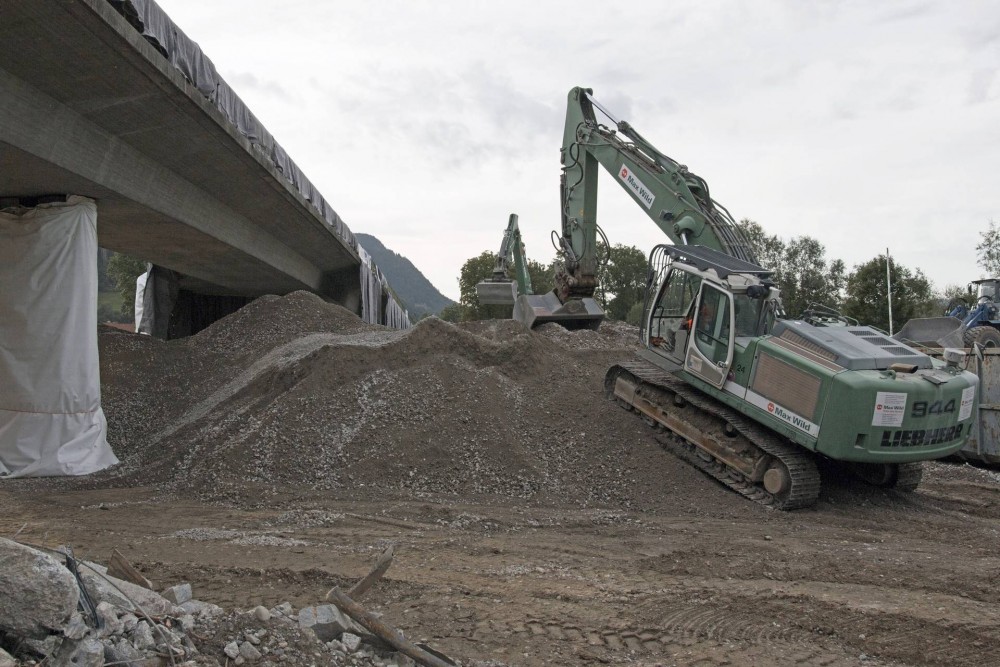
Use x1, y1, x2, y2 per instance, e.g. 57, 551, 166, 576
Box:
462, 610, 858, 665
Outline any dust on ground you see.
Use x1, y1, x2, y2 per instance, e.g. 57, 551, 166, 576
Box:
3, 291, 1000, 666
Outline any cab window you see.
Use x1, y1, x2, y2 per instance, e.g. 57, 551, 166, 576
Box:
649, 270, 702, 350
694, 285, 732, 365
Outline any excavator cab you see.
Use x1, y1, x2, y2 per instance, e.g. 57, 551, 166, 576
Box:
643, 245, 778, 387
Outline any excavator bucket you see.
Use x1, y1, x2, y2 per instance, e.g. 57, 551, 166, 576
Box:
513, 292, 605, 330
475, 279, 518, 306
893, 316, 965, 349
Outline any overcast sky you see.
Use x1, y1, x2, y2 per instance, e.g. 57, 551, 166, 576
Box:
156, 0, 1000, 302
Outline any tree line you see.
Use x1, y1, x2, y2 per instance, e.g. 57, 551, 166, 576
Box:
442, 219, 1000, 332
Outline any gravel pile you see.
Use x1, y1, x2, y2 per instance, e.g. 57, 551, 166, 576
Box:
88, 292, 710, 511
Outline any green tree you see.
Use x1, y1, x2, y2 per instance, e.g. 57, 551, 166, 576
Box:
976, 220, 1000, 275
438, 303, 463, 322
940, 283, 971, 315
106, 253, 147, 319
842, 255, 936, 331
781, 236, 845, 318
737, 219, 844, 318
596, 242, 648, 323
737, 218, 785, 274
97, 249, 115, 292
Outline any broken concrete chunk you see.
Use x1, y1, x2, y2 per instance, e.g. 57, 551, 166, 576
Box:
298, 604, 352, 642
131, 620, 155, 650
95, 601, 123, 638
341, 632, 362, 653
112, 638, 141, 662
81, 560, 107, 575
121, 612, 139, 632
240, 641, 263, 661
0, 647, 14, 667
0, 538, 79, 639
180, 613, 196, 632
80, 569, 178, 616
49, 636, 104, 667
161, 582, 193, 605
62, 612, 89, 640
179, 598, 224, 618
224, 641, 241, 659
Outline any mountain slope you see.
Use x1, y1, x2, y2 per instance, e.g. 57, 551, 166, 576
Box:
356, 233, 455, 319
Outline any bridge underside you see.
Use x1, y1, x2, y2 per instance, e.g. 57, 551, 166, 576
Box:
0, 0, 362, 304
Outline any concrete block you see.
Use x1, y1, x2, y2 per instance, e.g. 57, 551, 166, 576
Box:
179, 599, 224, 617
298, 604, 352, 642
223, 641, 240, 659
49, 637, 103, 667
0, 538, 78, 639
341, 632, 362, 653
240, 641, 263, 662
96, 601, 123, 637
131, 620, 155, 650
161, 583, 193, 605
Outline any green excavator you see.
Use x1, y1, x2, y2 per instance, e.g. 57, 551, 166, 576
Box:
475, 213, 534, 306
501, 87, 979, 509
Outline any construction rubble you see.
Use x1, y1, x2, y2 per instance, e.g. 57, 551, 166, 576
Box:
1, 537, 453, 667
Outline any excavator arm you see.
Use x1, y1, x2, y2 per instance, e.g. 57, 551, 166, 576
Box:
515, 87, 755, 328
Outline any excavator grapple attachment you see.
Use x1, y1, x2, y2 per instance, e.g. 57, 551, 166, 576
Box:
513, 292, 605, 330
475, 280, 518, 305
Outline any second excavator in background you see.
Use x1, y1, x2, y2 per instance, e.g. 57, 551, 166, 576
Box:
494, 87, 980, 509
476, 213, 534, 306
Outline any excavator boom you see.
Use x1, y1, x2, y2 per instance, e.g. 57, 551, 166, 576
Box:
515, 87, 755, 329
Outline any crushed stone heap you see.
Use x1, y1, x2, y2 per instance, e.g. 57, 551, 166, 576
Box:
93, 291, 718, 511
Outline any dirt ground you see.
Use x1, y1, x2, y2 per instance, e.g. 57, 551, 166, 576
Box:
3, 293, 1000, 666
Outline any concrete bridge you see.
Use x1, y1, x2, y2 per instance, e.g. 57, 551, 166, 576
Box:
0, 0, 405, 328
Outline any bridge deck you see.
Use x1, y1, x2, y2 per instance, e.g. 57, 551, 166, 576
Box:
0, 0, 363, 300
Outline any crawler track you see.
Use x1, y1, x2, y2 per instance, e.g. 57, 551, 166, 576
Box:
892, 462, 924, 491
606, 361, 821, 510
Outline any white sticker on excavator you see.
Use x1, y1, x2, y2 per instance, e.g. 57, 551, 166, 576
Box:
743, 388, 820, 437
959, 386, 976, 421
618, 165, 655, 209
872, 391, 907, 427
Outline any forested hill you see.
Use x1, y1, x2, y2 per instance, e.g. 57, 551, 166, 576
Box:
356, 233, 455, 320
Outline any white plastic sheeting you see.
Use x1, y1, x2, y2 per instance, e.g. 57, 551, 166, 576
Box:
0, 197, 118, 477
358, 245, 410, 329
134, 271, 148, 333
